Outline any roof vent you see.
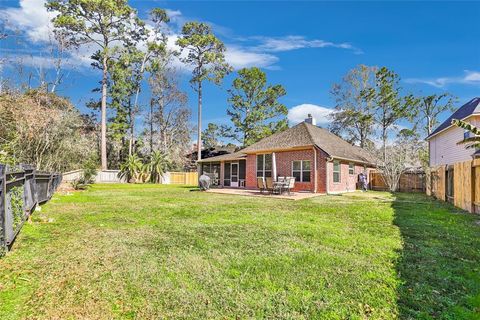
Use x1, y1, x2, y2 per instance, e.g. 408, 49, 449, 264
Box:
305, 114, 316, 126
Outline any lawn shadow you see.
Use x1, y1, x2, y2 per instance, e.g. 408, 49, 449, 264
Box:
392, 192, 480, 319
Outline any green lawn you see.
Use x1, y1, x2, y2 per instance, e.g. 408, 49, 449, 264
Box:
0, 185, 479, 319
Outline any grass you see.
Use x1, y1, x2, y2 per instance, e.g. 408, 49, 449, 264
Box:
0, 184, 479, 319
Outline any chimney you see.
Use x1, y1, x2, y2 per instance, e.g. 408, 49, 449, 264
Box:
305, 114, 316, 126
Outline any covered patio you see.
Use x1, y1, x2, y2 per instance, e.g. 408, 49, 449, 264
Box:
205, 187, 322, 200
198, 152, 248, 188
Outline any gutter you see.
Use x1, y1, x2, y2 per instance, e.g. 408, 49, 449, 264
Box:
313, 146, 317, 193
328, 155, 375, 167
426, 113, 479, 140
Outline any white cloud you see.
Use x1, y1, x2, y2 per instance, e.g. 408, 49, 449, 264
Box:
405, 70, 480, 88
253, 36, 363, 54
224, 46, 278, 69
287, 104, 334, 125
1, 3, 360, 73
1, 0, 55, 43
464, 71, 480, 82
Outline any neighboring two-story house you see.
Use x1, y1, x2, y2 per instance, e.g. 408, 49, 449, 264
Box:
427, 97, 480, 167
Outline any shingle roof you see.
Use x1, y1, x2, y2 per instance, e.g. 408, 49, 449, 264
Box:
427, 97, 480, 139
241, 122, 375, 164
196, 151, 246, 163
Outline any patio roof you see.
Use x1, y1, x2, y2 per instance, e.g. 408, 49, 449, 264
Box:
196, 151, 247, 163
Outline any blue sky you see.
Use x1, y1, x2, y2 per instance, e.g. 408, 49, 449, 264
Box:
1, 0, 480, 135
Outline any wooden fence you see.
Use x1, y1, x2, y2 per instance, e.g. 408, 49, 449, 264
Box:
0, 164, 62, 251
427, 159, 480, 214
369, 171, 426, 192
168, 172, 198, 185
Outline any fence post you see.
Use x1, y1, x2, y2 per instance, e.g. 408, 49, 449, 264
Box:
0, 165, 6, 251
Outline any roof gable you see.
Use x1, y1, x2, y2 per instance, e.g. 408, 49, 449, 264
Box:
241, 123, 314, 153
241, 122, 374, 164
428, 97, 480, 139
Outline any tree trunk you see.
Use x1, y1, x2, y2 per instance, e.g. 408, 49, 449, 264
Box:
149, 99, 154, 154
427, 115, 432, 136
197, 81, 202, 161
129, 107, 134, 156
101, 54, 108, 170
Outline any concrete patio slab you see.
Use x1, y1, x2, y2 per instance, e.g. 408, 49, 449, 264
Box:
205, 188, 324, 200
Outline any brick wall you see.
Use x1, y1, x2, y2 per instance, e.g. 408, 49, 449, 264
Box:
327, 160, 373, 193
245, 154, 257, 189
316, 148, 328, 193
245, 148, 328, 193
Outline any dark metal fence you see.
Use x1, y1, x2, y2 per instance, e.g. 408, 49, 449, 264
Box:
0, 164, 62, 251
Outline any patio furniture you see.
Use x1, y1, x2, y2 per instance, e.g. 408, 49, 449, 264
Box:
284, 177, 296, 195
239, 179, 245, 188
266, 177, 282, 194
273, 181, 286, 194
257, 177, 266, 193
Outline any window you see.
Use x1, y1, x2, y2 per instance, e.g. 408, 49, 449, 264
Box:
256, 154, 272, 178
292, 160, 311, 182
333, 160, 341, 183
348, 163, 354, 175
464, 130, 471, 140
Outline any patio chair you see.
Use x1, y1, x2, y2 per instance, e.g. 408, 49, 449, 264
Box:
285, 177, 296, 195
266, 177, 282, 195
257, 177, 266, 193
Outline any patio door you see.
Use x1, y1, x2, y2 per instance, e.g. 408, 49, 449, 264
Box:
231, 163, 239, 187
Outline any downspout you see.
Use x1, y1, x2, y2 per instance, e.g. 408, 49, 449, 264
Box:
313, 146, 317, 193
326, 156, 333, 194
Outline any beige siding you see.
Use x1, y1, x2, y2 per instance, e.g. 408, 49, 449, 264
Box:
429, 115, 480, 166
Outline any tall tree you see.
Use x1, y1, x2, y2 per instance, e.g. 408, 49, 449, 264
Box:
176, 22, 231, 160
0, 23, 7, 93
362, 67, 418, 161
47, 0, 146, 170
202, 123, 221, 149
108, 46, 144, 158
416, 93, 457, 136
130, 8, 169, 150
330, 65, 377, 148
225, 67, 288, 147
147, 66, 192, 168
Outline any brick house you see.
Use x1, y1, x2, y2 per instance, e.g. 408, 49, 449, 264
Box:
197, 116, 375, 194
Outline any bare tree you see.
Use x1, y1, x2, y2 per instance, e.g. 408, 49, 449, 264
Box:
47, 31, 71, 93
330, 65, 377, 148
146, 66, 192, 167
376, 129, 423, 192
416, 93, 457, 136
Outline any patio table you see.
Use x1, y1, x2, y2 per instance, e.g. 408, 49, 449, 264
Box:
273, 181, 288, 194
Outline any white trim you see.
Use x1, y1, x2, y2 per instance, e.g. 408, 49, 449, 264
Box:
426, 114, 479, 140
313, 147, 317, 193
348, 162, 355, 175
255, 153, 272, 178
330, 156, 375, 166
333, 160, 341, 183
230, 162, 239, 187
291, 160, 311, 183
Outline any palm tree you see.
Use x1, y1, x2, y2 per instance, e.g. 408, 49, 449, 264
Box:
452, 119, 480, 151
118, 154, 144, 183
146, 151, 170, 183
